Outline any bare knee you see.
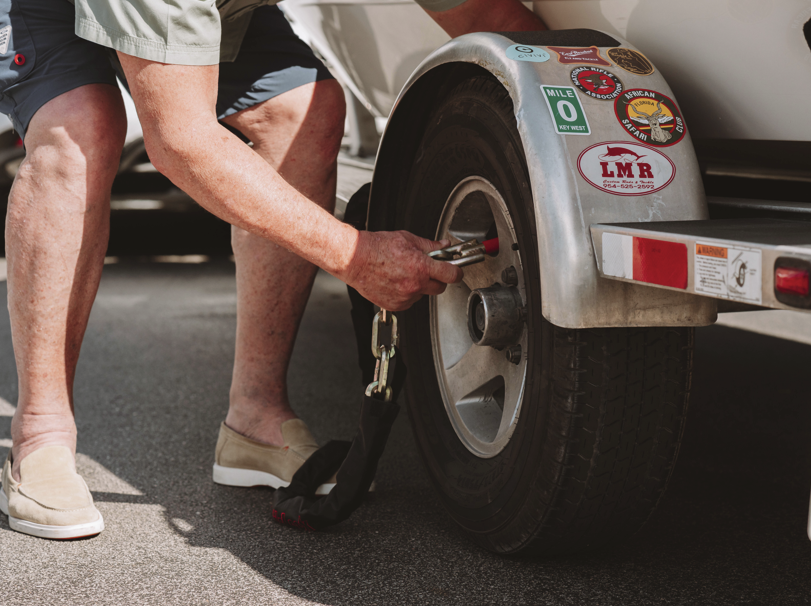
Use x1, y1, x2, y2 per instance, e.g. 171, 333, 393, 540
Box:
294, 79, 347, 166
18, 84, 127, 188
7, 84, 125, 249
224, 79, 347, 170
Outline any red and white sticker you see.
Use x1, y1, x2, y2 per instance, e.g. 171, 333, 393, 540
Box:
548, 46, 611, 66
601, 233, 687, 289
577, 141, 675, 196
694, 242, 762, 304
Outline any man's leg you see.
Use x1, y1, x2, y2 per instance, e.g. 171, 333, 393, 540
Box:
8, 84, 126, 480
221, 78, 345, 447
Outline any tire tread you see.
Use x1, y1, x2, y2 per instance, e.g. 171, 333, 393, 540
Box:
514, 326, 692, 555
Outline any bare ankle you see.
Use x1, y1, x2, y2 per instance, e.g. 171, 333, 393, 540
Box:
10, 412, 77, 482
225, 398, 297, 447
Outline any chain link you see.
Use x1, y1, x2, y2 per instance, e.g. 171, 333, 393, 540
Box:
365, 310, 398, 402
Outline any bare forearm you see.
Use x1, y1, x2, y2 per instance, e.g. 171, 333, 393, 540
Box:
155, 118, 358, 278
425, 0, 546, 38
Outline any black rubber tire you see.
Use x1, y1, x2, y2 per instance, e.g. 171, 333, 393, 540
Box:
394, 73, 694, 556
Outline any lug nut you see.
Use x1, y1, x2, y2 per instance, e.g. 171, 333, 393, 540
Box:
501, 266, 518, 286
506, 345, 522, 365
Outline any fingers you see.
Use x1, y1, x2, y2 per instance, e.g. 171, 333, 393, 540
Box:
407, 232, 450, 254
386, 278, 449, 310
382, 299, 411, 313
422, 279, 448, 296
399, 231, 463, 284
405, 233, 463, 285
404, 233, 462, 284
427, 257, 464, 284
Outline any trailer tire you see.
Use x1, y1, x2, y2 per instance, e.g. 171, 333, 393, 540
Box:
394, 72, 694, 555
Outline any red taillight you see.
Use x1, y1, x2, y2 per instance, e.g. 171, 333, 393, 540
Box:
775, 267, 809, 297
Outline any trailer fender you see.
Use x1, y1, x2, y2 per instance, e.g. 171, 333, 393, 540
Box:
367, 29, 716, 328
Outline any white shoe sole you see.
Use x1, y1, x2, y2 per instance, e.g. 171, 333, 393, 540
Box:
0, 487, 104, 540
212, 464, 336, 496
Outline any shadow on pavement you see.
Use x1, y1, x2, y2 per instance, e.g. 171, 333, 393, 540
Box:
140, 322, 811, 605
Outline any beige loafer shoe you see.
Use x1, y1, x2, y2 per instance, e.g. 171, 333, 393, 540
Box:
213, 420, 338, 496
0, 446, 104, 540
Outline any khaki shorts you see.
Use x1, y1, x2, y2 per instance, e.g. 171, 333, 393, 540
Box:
0, 0, 333, 139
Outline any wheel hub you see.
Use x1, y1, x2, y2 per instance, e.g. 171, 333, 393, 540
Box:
467, 286, 524, 348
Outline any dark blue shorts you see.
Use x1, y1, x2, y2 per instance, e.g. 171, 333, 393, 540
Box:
0, 0, 333, 139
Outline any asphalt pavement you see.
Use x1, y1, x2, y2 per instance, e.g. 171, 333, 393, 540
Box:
1, 160, 810, 605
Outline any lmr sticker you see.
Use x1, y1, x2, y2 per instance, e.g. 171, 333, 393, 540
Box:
694, 242, 762, 304
577, 141, 675, 196
540, 85, 590, 135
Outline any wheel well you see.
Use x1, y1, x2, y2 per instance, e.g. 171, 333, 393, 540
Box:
368, 63, 512, 231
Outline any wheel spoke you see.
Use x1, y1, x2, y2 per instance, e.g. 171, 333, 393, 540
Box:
443, 343, 509, 406
434, 281, 473, 368
462, 256, 503, 291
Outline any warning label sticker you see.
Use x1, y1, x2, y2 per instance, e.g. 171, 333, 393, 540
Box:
694, 242, 762, 304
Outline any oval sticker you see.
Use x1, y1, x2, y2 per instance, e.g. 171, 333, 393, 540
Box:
505, 44, 550, 63
577, 141, 675, 197
607, 48, 655, 76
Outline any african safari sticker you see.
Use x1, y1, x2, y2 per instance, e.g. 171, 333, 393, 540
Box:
577, 141, 675, 196
607, 48, 655, 76
570, 67, 623, 101
505, 44, 551, 63
547, 46, 611, 66
614, 89, 685, 147
694, 243, 762, 304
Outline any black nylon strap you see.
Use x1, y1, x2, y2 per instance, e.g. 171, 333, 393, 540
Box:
271, 396, 400, 530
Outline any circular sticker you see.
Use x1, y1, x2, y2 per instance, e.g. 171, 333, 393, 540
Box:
570, 66, 623, 101
607, 48, 655, 76
577, 141, 675, 197
505, 44, 551, 63
614, 89, 685, 147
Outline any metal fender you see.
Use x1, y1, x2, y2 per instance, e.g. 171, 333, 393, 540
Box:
367, 29, 716, 329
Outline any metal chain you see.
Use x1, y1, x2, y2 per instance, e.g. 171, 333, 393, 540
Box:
362, 238, 495, 402
365, 309, 398, 402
